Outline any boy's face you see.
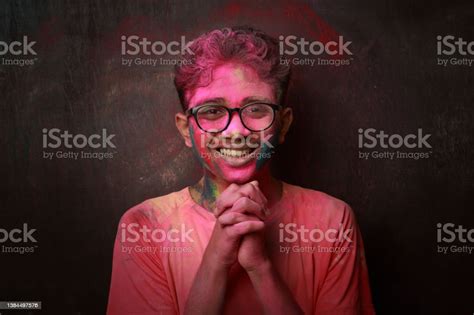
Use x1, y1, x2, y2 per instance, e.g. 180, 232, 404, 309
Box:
176, 63, 292, 184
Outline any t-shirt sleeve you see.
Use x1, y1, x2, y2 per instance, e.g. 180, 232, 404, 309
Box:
313, 203, 375, 315
107, 206, 178, 315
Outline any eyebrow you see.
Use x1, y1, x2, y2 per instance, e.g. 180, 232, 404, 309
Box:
195, 96, 274, 107
195, 97, 226, 106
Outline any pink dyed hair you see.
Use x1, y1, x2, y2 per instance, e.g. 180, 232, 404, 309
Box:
174, 26, 291, 110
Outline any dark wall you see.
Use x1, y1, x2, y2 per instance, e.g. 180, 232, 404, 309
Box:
1, 0, 473, 314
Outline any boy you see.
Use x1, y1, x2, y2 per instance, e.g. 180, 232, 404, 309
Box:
107, 26, 374, 315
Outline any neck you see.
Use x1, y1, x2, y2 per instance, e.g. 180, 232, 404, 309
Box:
190, 165, 283, 213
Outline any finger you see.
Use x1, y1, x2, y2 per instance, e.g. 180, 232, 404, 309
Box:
214, 181, 268, 217
215, 191, 245, 217
226, 220, 265, 237
218, 212, 261, 225
249, 180, 265, 200
240, 181, 268, 206
226, 197, 266, 220
215, 183, 242, 216
248, 181, 270, 216
239, 182, 270, 217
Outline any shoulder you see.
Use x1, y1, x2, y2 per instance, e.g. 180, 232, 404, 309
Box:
119, 187, 191, 226
284, 182, 349, 210
282, 182, 356, 227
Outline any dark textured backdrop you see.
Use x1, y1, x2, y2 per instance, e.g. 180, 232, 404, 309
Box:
1, 0, 473, 314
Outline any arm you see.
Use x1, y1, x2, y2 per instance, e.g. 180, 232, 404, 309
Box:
107, 207, 177, 315
184, 247, 230, 315
184, 188, 266, 315
186, 181, 302, 314
220, 181, 303, 314
185, 182, 269, 314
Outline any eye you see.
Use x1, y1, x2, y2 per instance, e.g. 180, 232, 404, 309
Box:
248, 106, 262, 112
204, 108, 221, 114
197, 105, 227, 120
243, 103, 272, 117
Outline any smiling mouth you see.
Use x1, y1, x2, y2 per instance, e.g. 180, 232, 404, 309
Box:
216, 147, 257, 159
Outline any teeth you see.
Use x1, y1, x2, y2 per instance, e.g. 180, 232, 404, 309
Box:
219, 148, 251, 158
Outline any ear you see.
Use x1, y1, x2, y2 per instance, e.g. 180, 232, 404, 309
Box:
278, 107, 293, 144
175, 112, 193, 147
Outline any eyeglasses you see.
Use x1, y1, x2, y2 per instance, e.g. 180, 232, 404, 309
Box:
186, 101, 282, 133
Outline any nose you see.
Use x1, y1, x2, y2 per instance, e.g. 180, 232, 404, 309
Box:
221, 111, 251, 137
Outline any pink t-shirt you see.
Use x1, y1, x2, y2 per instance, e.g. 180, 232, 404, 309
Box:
107, 182, 375, 315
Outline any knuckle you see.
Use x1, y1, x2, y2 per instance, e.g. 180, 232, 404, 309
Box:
242, 198, 256, 211
239, 222, 250, 233
241, 197, 252, 206
235, 196, 247, 207
229, 183, 239, 191
245, 184, 256, 194
227, 212, 236, 221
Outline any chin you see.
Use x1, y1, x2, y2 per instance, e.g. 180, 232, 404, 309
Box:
218, 164, 258, 184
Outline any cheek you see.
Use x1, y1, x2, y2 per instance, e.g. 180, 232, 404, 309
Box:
189, 124, 218, 169
189, 125, 206, 159
192, 130, 206, 153
256, 127, 280, 170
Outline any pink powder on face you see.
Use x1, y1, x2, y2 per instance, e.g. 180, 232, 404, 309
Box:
187, 63, 279, 184
174, 26, 291, 112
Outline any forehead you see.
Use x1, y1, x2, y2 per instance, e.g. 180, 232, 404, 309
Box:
187, 63, 275, 108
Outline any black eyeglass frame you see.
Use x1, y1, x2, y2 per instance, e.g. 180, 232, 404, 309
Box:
186, 101, 283, 133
